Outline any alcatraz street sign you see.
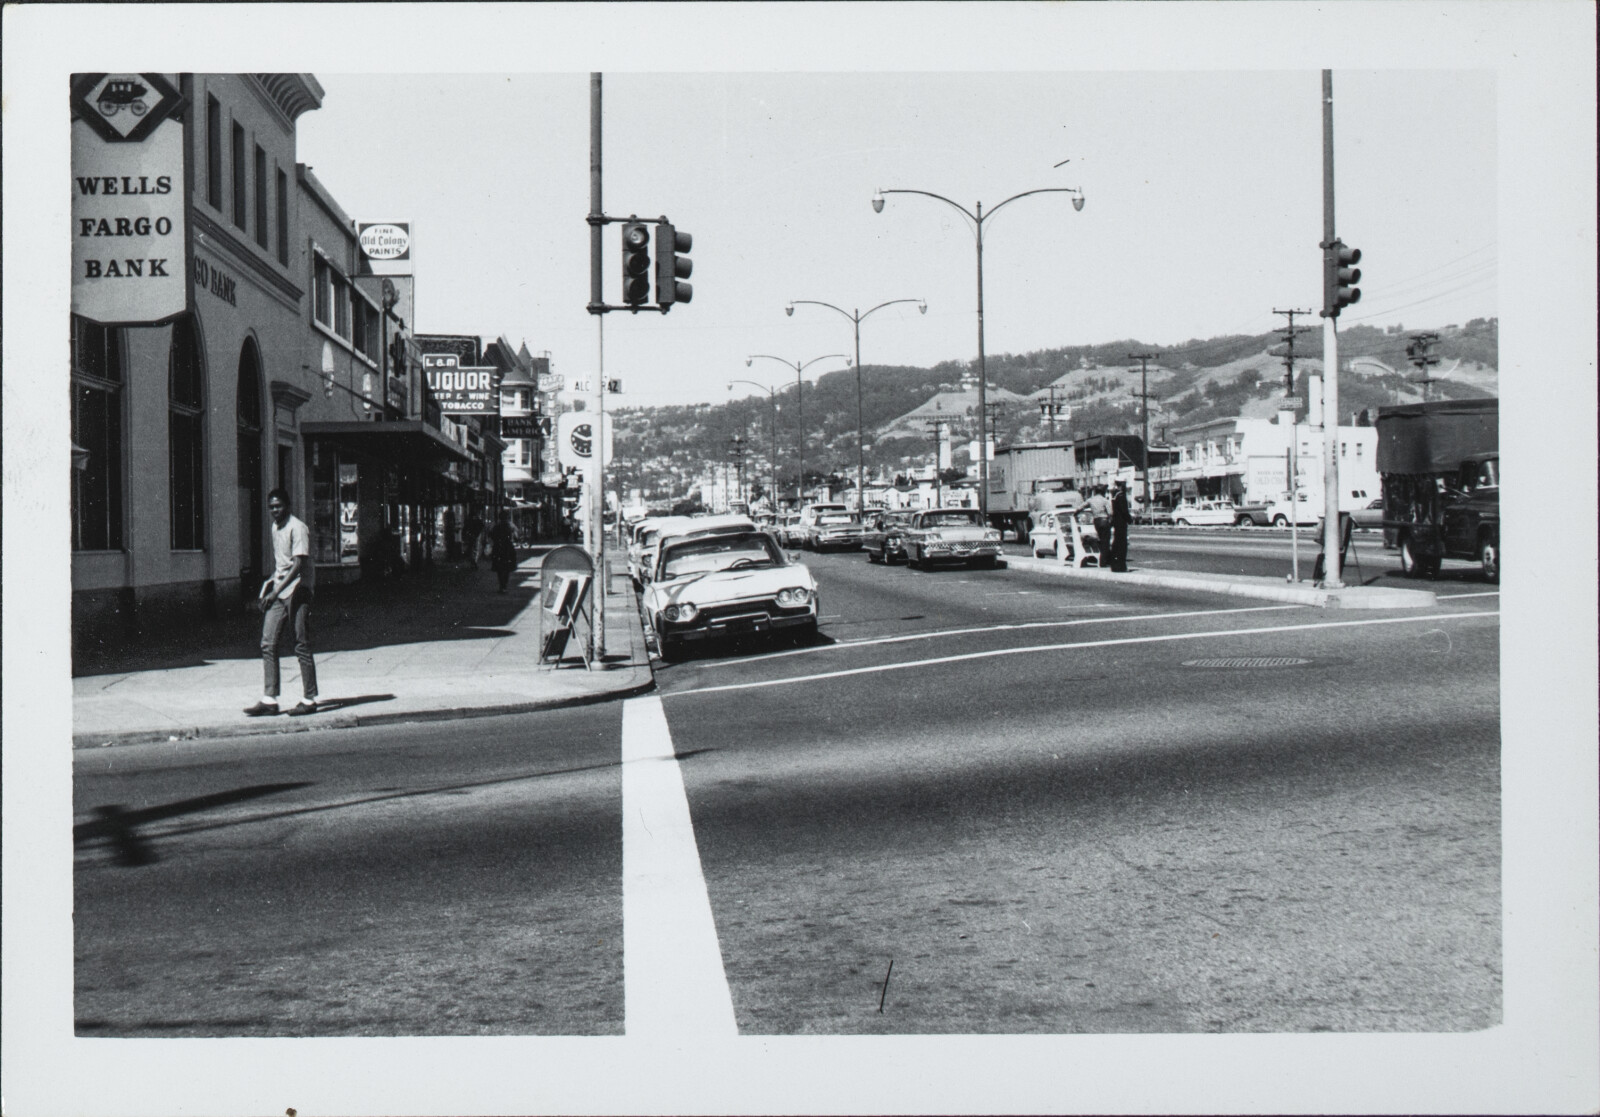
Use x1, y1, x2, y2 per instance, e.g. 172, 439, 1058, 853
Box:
423, 353, 500, 414
70, 73, 188, 325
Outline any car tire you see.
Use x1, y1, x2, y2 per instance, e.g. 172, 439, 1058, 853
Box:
1175, 518, 1190, 527
1272, 515, 1288, 527
1235, 515, 1254, 527
908, 545, 922, 569
657, 631, 682, 662
1479, 533, 1499, 583
867, 547, 882, 564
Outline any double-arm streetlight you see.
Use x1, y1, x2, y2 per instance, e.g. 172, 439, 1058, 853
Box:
746, 353, 849, 505
873, 185, 1084, 520
787, 297, 926, 514
727, 378, 780, 511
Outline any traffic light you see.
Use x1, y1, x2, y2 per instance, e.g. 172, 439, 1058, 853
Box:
656, 221, 693, 308
1322, 238, 1361, 317
620, 222, 651, 306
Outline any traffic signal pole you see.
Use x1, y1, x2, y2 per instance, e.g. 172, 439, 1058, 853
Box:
1319, 69, 1344, 588
589, 72, 607, 658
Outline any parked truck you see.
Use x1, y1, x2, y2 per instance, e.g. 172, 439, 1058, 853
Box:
985, 441, 1085, 538
1375, 398, 1498, 582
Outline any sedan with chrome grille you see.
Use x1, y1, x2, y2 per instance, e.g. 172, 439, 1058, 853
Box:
643, 529, 819, 660
900, 507, 1004, 569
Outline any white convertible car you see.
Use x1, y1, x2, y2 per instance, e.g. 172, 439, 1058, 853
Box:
643, 528, 819, 659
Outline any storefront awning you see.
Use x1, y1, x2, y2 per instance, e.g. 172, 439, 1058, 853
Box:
301, 420, 471, 466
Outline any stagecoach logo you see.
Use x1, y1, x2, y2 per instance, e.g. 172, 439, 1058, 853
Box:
71, 73, 183, 143
358, 222, 411, 261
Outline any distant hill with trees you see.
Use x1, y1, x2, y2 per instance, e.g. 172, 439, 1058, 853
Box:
609, 318, 1496, 503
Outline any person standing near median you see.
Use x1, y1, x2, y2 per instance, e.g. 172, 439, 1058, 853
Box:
245, 488, 319, 717
1088, 485, 1112, 566
489, 511, 517, 593
1109, 480, 1132, 572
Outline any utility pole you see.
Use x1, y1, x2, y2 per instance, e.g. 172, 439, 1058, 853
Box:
1128, 352, 1158, 513
1039, 384, 1069, 437
925, 419, 948, 507
1406, 331, 1442, 401
1273, 308, 1314, 400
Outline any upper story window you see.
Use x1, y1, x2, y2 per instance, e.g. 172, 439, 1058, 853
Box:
333, 273, 350, 339
253, 144, 269, 248
206, 95, 222, 210
352, 294, 380, 363
275, 168, 289, 264
313, 254, 332, 326
231, 121, 247, 229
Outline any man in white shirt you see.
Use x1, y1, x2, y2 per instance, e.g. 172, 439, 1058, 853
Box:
245, 488, 319, 717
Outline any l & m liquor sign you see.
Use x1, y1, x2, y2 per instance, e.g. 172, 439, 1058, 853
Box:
70, 73, 188, 325
423, 353, 500, 414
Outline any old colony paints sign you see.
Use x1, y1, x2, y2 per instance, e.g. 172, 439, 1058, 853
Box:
357, 221, 413, 276
70, 73, 188, 325
423, 353, 500, 414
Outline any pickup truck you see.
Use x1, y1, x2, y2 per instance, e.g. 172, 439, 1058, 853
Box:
1376, 399, 1498, 582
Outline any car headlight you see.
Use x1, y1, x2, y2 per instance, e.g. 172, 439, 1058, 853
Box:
775, 587, 813, 607
924, 531, 943, 542
662, 602, 699, 623
984, 529, 1001, 541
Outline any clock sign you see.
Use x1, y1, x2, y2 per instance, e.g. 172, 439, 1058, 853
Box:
569, 423, 594, 458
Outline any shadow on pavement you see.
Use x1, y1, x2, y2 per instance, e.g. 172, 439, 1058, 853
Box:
75, 781, 315, 867
74, 559, 547, 678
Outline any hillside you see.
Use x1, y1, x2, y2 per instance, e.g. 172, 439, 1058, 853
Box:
608, 318, 1497, 503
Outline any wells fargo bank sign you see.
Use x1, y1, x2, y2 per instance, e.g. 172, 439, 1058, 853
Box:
70, 73, 188, 325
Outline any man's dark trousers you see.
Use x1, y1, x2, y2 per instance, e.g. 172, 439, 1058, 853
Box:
262, 588, 318, 700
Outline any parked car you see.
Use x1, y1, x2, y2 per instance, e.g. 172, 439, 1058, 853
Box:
627, 515, 692, 587
1350, 496, 1385, 529
643, 528, 819, 660
900, 507, 1004, 569
634, 514, 755, 587
862, 509, 915, 564
1134, 504, 1175, 526
1027, 506, 1101, 560
1172, 500, 1239, 527
797, 503, 865, 551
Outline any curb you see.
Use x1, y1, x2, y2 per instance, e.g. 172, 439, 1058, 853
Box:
72, 675, 658, 750
1002, 555, 1437, 609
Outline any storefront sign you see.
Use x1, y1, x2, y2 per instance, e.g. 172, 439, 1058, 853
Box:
70, 73, 187, 325
499, 415, 541, 440
193, 255, 238, 307
537, 371, 565, 393
357, 221, 412, 276
423, 353, 500, 414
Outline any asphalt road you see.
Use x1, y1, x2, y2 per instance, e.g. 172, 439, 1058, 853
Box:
655, 549, 1501, 1033
73, 542, 1501, 1037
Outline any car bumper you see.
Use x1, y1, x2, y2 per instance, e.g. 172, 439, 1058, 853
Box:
659, 601, 818, 643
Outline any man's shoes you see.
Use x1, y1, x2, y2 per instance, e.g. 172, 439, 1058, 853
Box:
243, 701, 279, 717
287, 701, 319, 717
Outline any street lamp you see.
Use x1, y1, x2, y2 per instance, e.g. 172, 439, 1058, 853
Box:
873, 184, 1084, 522
787, 297, 926, 515
728, 378, 780, 512
746, 353, 849, 506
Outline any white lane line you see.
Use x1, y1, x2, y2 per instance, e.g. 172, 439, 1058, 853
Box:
667, 610, 1500, 698
1437, 590, 1501, 599
701, 603, 1304, 668
621, 695, 737, 1036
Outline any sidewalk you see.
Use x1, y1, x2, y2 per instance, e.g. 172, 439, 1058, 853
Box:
72, 550, 654, 749
1001, 553, 1438, 609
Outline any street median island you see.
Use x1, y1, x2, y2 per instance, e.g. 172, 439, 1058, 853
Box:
1004, 555, 1437, 609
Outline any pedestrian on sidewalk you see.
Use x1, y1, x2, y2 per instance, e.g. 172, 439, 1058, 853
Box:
489, 511, 517, 593
463, 507, 484, 569
245, 488, 319, 717
1109, 480, 1132, 572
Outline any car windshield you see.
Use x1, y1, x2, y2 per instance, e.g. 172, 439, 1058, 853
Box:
923, 511, 981, 527
659, 533, 784, 579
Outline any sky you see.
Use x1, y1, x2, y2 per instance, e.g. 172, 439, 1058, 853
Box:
297, 69, 1496, 408
3, 4, 1597, 1115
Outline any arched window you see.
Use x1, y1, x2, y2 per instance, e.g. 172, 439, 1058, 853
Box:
169, 315, 206, 550
71, 315, 125, 551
